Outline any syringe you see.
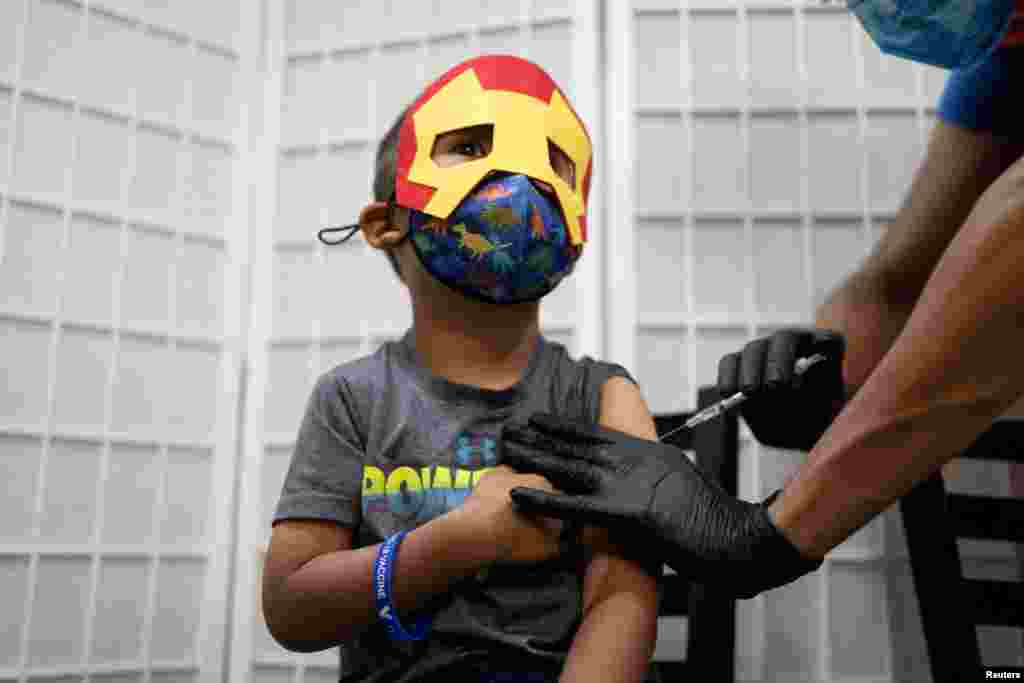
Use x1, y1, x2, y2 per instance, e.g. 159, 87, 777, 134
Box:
658, 353, 828, 443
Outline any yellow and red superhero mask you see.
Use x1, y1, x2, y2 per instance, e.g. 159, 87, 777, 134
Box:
394, 54, 593, 247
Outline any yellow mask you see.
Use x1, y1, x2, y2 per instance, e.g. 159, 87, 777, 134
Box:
394, 55, 593, 245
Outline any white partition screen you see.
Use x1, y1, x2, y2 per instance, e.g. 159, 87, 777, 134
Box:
0, 0, 250, 681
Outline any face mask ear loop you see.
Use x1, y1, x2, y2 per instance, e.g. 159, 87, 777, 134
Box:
319, 195, 410, 247
317, 224, 360, 246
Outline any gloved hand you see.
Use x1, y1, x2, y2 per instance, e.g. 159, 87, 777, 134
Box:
501, 414, 822, 599
718, 328, 846, 451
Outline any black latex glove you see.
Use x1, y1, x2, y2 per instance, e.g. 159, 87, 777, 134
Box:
718, 328, 846, 451
501, 414, 822, 599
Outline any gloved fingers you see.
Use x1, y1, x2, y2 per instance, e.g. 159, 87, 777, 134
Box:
502, 421, 572, 456
791, 328, 846, 391
510, 487, 629, 527
526, 413, 613, 446
717, 352, 741, 396
503, 422, 617, 471
810, 328, 846, 363
500, 443, 600, 493
738, 336, 772, 395
503, 421, 601, 466
763, 330, 802, 387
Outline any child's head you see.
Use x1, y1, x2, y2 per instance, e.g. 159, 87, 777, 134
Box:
369, 106, 411, 279
350, 55, 593, 309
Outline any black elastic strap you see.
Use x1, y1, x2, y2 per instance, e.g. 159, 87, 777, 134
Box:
317, 224, 360, 245
318, 199, 406, 247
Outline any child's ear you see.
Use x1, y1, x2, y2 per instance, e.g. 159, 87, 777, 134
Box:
360, 201, 406, 250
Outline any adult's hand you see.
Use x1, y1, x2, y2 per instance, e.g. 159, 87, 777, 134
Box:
501, 415, 821, 598
717, 328, 846, 450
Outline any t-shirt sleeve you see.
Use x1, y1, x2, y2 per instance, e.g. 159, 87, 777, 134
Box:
578, 358, 637, 425
272, 372, 364, 529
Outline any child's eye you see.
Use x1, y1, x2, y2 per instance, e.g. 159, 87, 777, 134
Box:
431, 125, 494, 165
453, 141, 486, 157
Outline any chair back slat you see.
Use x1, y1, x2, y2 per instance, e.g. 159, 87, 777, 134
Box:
948, 494, 1024, 542
900, 475, 981, 682
658, 574, 692, 616
656, 662, 687, 681
900, 418, 1024, 681
685, 387, 738, 679
654, 411, 697, 625
652, 386, 739, 681
963, 579, 1024, 627
960, 419, 1024, 463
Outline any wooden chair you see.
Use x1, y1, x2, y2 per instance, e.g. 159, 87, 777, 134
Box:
899, 419, 1024, 682
652, 386, 739, 682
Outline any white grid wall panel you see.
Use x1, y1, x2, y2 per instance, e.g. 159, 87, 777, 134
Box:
0, 0, 248, 681
234, 2, 605, 679
622, 2, 953, 682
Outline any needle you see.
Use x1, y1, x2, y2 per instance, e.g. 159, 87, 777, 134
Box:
658, 353, 829, 443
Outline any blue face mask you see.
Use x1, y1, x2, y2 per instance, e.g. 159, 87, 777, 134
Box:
848, 0, 1016, 69
406, 174, 581, 305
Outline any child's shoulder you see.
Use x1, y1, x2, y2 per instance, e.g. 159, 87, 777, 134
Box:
540, 336, 633, 380
313, 338, 405, 396
535, 336, 637, 415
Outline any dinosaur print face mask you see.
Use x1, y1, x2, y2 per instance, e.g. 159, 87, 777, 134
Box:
406, 173, 580, 304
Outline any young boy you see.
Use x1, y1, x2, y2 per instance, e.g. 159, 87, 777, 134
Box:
262, 55, 662, 682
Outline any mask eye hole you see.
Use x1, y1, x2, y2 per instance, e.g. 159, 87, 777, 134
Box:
431, 124, 494, 167
548, 140, 576, 188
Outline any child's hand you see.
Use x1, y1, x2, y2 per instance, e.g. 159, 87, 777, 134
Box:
580, 526, 619, 555
453, 465, 564, 565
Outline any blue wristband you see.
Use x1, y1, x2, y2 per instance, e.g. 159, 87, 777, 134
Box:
374, 530, 432, 641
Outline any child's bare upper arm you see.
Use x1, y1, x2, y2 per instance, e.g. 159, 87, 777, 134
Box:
598, 376, 658, 440
580, 375, 661, 611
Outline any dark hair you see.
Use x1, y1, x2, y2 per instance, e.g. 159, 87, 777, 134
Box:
373, 105, 412, 278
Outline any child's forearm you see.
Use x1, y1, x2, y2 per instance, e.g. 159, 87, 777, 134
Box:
266, 512, 493, 652
560, 591, 658, 683
560, 554, 659, 683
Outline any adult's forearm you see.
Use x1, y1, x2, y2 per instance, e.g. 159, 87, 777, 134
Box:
816, 122, 1024, 389
774, 162, 1024, 559
266, 511, 492, 651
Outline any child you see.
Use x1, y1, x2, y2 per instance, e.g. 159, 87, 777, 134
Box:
262, 55, 662, 682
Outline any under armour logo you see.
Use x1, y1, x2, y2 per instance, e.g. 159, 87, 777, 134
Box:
455, 433, 499, 467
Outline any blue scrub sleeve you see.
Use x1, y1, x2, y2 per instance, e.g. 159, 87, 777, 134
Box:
937, 46, 1023, 139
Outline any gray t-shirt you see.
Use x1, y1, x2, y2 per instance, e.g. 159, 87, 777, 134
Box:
273, 330, 638, 682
